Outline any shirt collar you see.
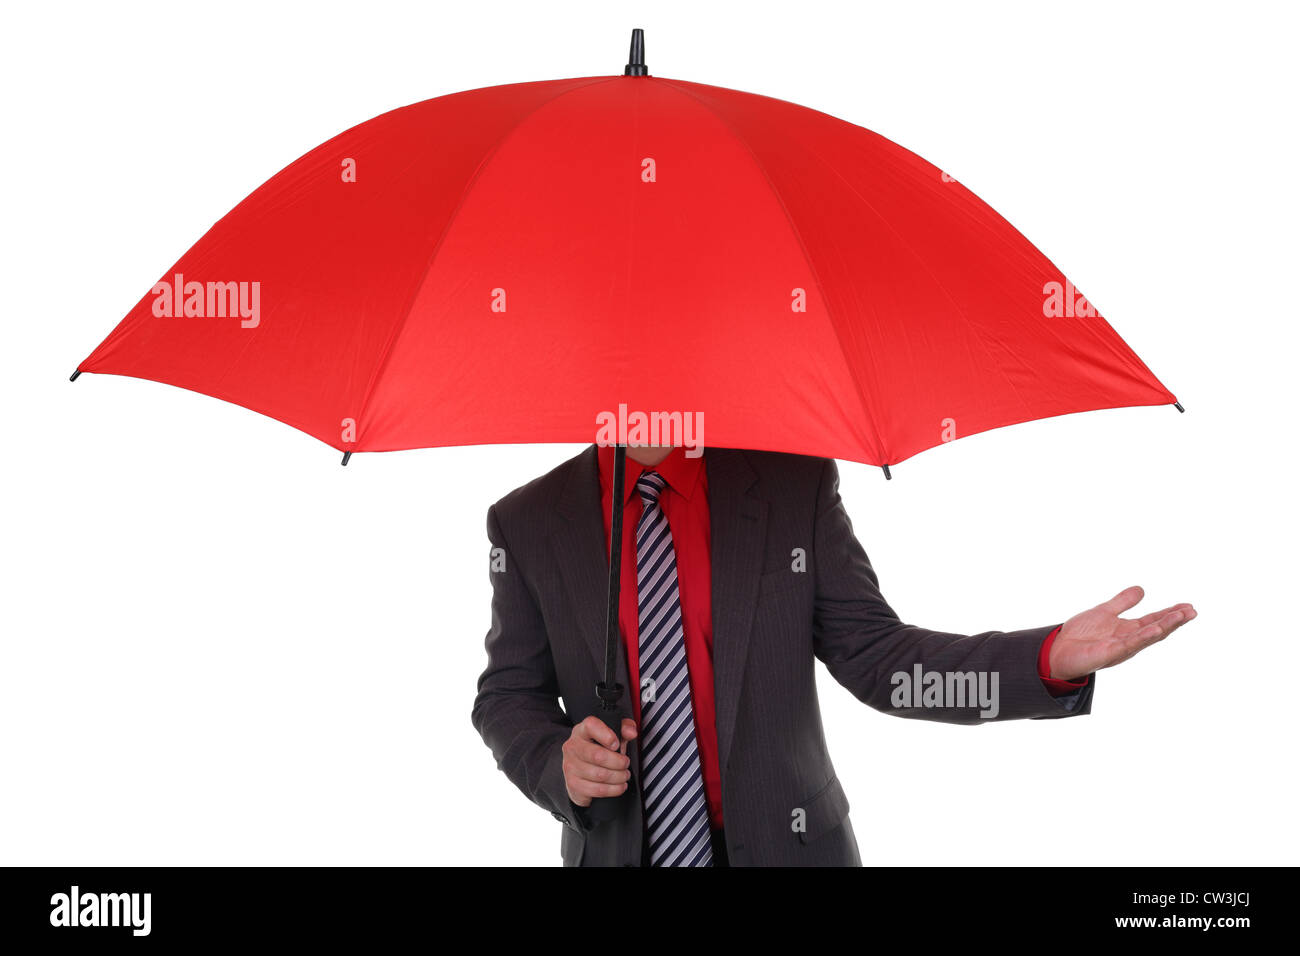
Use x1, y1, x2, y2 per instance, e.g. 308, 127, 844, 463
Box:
597, 445, 705, 504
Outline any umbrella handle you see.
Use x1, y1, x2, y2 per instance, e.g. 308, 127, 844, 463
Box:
587, 701, 636, 823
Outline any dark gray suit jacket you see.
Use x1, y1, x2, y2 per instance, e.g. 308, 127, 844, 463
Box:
471, 446, 1092, 866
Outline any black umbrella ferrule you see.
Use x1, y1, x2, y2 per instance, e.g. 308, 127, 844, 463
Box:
69, 369, 81, 382
624, 28, 648, 76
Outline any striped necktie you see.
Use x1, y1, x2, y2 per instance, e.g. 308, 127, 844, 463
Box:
635, 470, 713, 867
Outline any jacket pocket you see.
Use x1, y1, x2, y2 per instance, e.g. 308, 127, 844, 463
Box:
796, 774, 851, 845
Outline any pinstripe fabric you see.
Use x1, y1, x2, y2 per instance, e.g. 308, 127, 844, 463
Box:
635, 471, 713, 867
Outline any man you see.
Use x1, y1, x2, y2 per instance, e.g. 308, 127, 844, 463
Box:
471, 444, 1195, 866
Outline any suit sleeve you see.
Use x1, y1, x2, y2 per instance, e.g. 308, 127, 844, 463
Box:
471, 504, 588, 830
810, 458, 1093, 722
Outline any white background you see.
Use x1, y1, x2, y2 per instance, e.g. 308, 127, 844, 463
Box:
2, 0, 1296, 866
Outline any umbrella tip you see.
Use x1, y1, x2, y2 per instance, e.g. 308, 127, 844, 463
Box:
69, 369, 81, 382
1173, 401, 1185, 413
624, 28, 648, 76
881, 464, 892, 480
341, 451, 352, 466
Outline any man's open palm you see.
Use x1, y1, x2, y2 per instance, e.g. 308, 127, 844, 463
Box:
1050, 585, 1196, 682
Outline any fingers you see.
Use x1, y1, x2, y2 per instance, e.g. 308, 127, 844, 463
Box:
579, 738, 629, 770
563, 716, 634, 805
567, 757, 632, 786
1132, 603, 1194, 628
1112, 606, 1196, 664
575, 715, 619, 749
566, 779, 629, 806
619, 718, 638, 757
562, 753, 630, 803
1135, 606, 1197, 642
1101, 585, 1145, 616
569, 737, 630, 770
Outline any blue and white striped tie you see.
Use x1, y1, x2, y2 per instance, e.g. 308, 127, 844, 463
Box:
635, 470, 714, 867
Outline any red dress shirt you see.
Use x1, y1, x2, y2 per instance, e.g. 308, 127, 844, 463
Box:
598, 446, 1087, 831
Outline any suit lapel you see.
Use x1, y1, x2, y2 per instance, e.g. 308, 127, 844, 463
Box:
707, 448, 767, 772
552, 446, 634, 701
551, 446, 642, 855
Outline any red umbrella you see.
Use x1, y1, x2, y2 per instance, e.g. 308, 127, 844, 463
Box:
72, 29, 1180, 818
73, 31, 1177, 475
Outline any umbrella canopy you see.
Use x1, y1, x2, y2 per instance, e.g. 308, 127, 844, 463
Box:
74, 33, 1176, 471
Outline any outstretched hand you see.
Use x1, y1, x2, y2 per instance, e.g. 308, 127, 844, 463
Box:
1050, 586, 1196, 682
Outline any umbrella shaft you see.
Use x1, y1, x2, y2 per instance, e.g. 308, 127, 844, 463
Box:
602, 444, 626, 694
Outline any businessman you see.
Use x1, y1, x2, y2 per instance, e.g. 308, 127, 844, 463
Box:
471, 443, 1195, 866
